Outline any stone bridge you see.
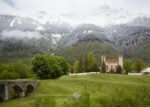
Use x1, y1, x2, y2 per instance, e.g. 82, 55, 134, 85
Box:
0, 81, 39, 102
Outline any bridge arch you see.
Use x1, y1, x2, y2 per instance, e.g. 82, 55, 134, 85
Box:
0, 96, 3, 102
0, 81, 39, 102
26, 84, 34, 95
10, 85, 24, 98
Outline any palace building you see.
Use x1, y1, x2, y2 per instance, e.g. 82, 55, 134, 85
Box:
101, 55, 123, 72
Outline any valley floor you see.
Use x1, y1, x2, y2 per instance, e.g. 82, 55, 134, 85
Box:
0, 74, 150, 107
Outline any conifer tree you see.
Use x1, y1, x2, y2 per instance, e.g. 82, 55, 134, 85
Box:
116, 65, 122, 74
101, 61, 106, 73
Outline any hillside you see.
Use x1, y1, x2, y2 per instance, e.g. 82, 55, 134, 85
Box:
55, 41, 120, 64
0, 74, 150, 107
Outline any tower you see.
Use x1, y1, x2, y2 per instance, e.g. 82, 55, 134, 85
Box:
101, 55, 106, 63
118, 55, 123, 68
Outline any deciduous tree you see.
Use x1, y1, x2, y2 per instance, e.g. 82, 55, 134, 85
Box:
32, 54, 70, 79
123, 60, 133, 74
86, 52, 97, 72
134, 59, 145, 73
73, 60, 80, 73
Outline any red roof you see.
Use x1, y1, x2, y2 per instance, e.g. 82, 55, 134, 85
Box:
105, 60, 118, 64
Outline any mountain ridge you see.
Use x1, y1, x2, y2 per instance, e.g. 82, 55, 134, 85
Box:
0, 14, 149, 63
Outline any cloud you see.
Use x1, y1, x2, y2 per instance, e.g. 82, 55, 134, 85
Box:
0, 0, 150, 17
0, 30, 44, 40
1, 0, 148, 16
0, 0, 150, 25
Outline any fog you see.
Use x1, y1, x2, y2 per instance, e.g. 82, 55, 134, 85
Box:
0, 30, 44, 40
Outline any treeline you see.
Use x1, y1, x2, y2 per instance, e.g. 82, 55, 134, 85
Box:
123, 59, 146, 74
72, 51, 99, 73
101, 59, 146, 74
0, 54, 70, 80
72, 51, 147, 74
0, 53, 148, 80
0, 61, 34, 79
55, 41, 119, 65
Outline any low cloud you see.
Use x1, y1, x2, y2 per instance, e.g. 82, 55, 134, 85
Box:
0, 30, 44, 40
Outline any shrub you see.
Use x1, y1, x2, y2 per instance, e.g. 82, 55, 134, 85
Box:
12, 61, 34, 78
0, 62, 34, 80
0, 70, 19, 80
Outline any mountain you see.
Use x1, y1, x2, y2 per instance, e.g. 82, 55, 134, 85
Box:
0, 14, 72, 62
106, 24, 150, 62
56, 23, 150, 63
0, 5, 150, 63
55, 41, 120, 64
0, 14, 72, 50
128, 17, 150, 28
59, 24, 111, 47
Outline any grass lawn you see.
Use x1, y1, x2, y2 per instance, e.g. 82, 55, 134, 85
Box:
0, 74, 150, 107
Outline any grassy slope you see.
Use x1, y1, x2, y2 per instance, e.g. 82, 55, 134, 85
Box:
0, 74, 150, 107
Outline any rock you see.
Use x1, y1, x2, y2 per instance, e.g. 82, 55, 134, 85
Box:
68, 92, 81, 100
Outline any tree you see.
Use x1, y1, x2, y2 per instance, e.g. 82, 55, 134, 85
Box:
73, 60, 80, 73
116, 65, 122, 74
32, 54, 70, 79
12, 61, 33, 78
123, 60, 133, 74
84, 58, 88, 72
134, 59, 145, 73
101, 62, 106, 73
86, 52, 97, 72
78, 58, 83, 73
0, 62, 33, 80
55, 56, 70, 75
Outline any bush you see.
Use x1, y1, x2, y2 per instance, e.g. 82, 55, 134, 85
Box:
12, 61, 34, 78
0, 62, 34, 80
0, 70, 19, 79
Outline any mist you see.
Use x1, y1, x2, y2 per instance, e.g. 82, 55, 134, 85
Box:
0, 30, 44, 40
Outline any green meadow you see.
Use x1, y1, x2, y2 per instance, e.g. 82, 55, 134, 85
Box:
1, 74, 150, 107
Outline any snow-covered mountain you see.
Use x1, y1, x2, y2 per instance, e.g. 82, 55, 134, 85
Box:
128, 17, 150, 28
0, 4, 150, 62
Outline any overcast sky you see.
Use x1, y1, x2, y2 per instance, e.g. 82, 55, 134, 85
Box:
0, 0, 150, 15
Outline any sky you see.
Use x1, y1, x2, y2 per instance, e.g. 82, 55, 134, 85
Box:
0, 0, 150, 15
0, 0, 150, 26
